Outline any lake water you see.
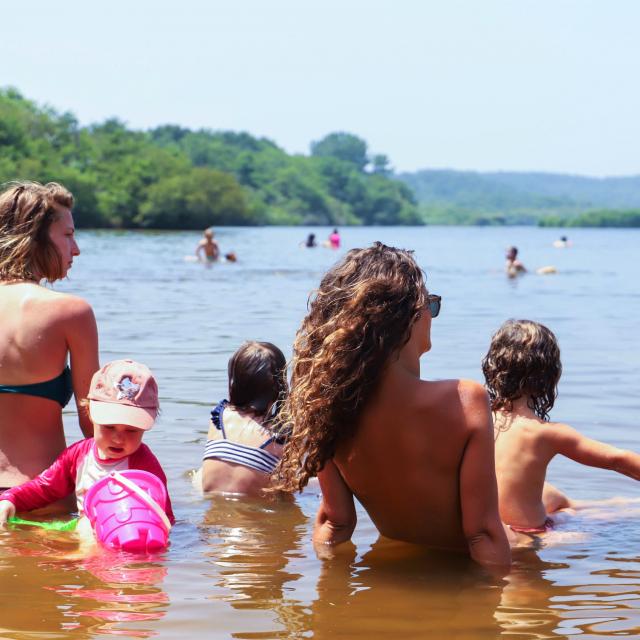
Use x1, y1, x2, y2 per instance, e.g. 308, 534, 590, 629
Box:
1, 226, 639, 639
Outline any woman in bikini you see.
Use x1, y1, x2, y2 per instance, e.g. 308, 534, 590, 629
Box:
0, 182, 99, 503
273, 242, 510, 574
482, 319, 640, 534
201, 341, 289, 496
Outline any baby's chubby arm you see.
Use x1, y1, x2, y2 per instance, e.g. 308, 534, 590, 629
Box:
550, 423, 640, 481
0, 500, 16, 526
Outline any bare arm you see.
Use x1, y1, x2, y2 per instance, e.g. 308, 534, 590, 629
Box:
314, 460, 357, 549
65, 298, 99, 438
459, 383, 511, 575
551, 423, 640, 481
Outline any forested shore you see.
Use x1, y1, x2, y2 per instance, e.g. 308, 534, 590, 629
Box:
3, 88, 639, 228
0, 88, 420, 229
538, 209, 640, 227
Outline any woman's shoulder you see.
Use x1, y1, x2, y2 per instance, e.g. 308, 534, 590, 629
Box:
421, 378, 488, 405
38, 290, 95, 321
413, 378, 490, 433
3, 284, 92, 321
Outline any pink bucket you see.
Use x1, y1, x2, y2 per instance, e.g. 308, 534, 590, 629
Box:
84, 470, 171, 553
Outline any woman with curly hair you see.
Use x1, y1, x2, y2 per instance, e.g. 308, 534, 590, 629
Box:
0, 181, 98, 506
483, 319, 640, 534
275, 242, 510, 573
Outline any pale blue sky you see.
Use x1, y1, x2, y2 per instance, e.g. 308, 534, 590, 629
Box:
2, 0, 639, 175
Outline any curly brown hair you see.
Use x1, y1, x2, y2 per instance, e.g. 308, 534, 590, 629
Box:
482, 319, 561, 421
273, 242, 428, 492
0, 181, 74, 282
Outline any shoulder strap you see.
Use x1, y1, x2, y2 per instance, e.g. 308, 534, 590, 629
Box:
210, 399, 229, 438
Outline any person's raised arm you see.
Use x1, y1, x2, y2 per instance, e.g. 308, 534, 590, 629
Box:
314, 460, 357, 551
65, 297, 99, 438
459, 381, 511, 575
550, 423, 640, 481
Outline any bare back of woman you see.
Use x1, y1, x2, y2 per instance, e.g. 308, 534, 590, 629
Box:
275, 243, 510, 574
337, 374, 496, 551
0, 182, 98, 494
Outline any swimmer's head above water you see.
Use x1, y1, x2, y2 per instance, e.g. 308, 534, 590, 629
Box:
482, 319, 562, 421
506, 246, 518, 261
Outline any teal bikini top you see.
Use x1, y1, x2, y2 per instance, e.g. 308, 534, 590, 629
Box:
0, 366, 73, 407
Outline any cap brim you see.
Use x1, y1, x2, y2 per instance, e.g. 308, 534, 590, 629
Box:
89, 400, 156, 431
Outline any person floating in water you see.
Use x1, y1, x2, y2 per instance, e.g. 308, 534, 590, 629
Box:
196, 229, 220, 262
482, 319, 640, 535
328, 228, 341, 249
505, 246, 526, 277
304, 233, 317, 248
553, 236, 571, 248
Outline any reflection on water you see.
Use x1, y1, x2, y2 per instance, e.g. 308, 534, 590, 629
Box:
0, 227, 638, 638
199, 495, 312, 639
312, 538, 503, 640
0, 527, 168, 638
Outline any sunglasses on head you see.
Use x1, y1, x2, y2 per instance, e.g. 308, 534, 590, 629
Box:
425, 294, 441, 318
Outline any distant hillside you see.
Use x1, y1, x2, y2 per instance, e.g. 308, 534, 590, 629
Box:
397, 169, 640, 224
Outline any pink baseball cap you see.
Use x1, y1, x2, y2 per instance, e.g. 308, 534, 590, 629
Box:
88, 360, 159, 430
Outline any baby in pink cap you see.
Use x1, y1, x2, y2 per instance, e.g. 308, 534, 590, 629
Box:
0, 360, 174, 526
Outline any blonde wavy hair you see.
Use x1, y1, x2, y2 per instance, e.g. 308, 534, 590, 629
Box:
482, 319, 561, 421
273, 242, 428, 492
0, 181, 74, 282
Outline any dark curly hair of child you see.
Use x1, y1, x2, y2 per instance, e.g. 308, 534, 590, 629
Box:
481, 319, 562, 421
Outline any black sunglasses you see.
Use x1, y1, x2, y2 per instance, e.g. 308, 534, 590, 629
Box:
426, 294, 441, 318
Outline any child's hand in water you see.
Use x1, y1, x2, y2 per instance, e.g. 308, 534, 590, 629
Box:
0, 499, 16, 526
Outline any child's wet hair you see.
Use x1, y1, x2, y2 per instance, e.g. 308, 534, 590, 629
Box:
482, 319, 561, 420
228, 341, 288, 419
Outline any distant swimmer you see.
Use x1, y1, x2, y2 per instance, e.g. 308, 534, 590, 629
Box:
553, 235, 571, 249
505, 246, 526, 278
536, 265, 557, 275
328, 228, 341, 249
196, 228, 220, 262
302, 233, 317, 248
224, 252, 237, 263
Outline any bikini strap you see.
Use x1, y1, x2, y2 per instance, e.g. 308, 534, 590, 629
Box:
258, 424, 290, 449
259, 436, 275, 450
210, 399, 229, 439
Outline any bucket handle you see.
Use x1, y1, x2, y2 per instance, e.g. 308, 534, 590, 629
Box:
109, 471, 172, 533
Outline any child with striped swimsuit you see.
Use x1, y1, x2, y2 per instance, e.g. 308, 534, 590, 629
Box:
201, 342, 289, 496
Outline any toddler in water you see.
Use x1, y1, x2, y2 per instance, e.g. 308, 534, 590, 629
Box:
201, 341, 289, 496
0, 360, 174, 526
482, 320, 640, 533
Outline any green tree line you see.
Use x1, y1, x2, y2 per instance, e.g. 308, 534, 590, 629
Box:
0, 89, 421, 229
538, 209, 640, 228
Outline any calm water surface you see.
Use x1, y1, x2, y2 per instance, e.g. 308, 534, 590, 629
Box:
1, 226, 638, 639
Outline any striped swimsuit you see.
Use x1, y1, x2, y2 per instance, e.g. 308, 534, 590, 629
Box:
203, 400, 283, 475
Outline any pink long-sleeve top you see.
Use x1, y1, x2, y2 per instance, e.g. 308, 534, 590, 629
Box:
2, 438, 175, 524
